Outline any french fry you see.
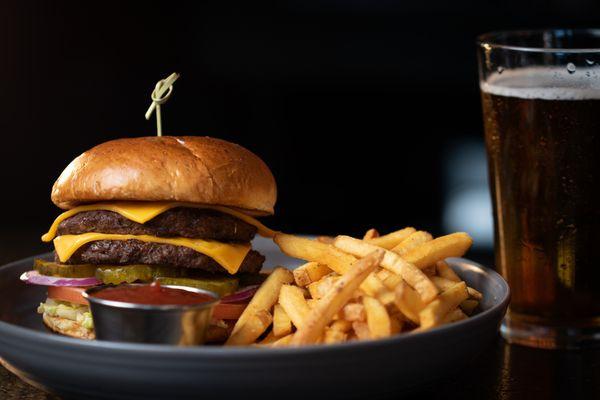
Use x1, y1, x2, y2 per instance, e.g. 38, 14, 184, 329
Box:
316, 236, 335, 244
306, 298, 319, 309
467, 287, 483, 300
307, 274, 339, 299
274, 233, 355, 274
443, 308, 468, 323
290, 250, 384, 345
275, 234, 393, 303
363, 296, 392, 339
270, 334, 293, 347
333, 236, 439, 303
431, 276, 482, 300
279, 284, 311, 329
402, 232, 473, 269
342, 303, 366, 322
391, 231, 433, 256
206, 325, 229, 343
419, 282, 469, 329
376, 268, 392, 281
230, 267, 293, 336
329, 319, 352, 333
363, 228, 380, 240
364, 227, 416, 249
293, 262, 333, 287
436, 261, 461, 282
394, 281, 425, 324
382, 273, 404, 290
324, 328, 348, 344
352, 321, 371, 340
460, 299, 479, 315
258, 330, 280, 345
273, 304, 292, 336
226, 310, 273, 346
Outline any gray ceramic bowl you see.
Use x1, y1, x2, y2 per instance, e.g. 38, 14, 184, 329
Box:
0, 237, 509, 400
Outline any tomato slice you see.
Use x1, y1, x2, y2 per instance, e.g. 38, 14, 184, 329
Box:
47, 286, 88, 305
212, 303, 247, 320
47, 286, 248, 320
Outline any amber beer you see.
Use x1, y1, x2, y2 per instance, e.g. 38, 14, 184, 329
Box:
481, 69, 600, 340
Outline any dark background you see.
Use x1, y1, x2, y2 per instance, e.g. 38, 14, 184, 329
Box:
1, 1, 599, 263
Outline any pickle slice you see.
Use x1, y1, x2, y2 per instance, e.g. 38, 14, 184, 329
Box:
33, 259, 97, 278
156, 276, 239, 297
95, 265, 190, 285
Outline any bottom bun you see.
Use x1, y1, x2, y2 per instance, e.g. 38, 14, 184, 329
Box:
42, 313, 95, 340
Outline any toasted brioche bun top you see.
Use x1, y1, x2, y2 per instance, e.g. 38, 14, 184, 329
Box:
51, 136, 277, 215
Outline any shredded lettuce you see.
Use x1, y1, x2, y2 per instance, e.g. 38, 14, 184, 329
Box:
38, 298, 94, 330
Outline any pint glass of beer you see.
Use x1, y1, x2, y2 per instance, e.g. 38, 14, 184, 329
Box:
478, 30, 600, 349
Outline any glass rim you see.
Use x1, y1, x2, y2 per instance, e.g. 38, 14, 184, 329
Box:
477, 29, 600, 53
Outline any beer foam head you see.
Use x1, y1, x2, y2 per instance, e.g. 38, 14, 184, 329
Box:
480, 67, 600, 100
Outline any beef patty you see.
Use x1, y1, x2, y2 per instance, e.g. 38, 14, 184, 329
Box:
61, 240, 264, 274
57, 208, 257, 242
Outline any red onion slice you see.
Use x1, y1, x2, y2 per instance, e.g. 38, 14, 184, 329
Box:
220, 285, 259, 303
20, 270, 101, 287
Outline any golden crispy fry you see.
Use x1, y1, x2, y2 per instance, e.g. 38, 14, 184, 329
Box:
273, 304, 292, 336
402, 233, 473, 269
431, 276, 482, 300
306, 298, 319, 309
324, 328, 348, 344
226, 310, 273, 346
230, 267, 293, 336
342, 303, 366, 322
316, 236, 335, 244
279, 284, 311, 329
419, 282, 469, 329
307, 274, 339, 299
275, 233, 392, 304
443, 308, 468, 323
365, 227, 416, 249
391, 231, 433, 256
352, 321, 371, 340
436, 261, 461, 282
258, 330, 279, 345
376, 268, 392, 281
270, 334, 293, 347
363, 228, 380, 240
329, 319, 352, 333
274, 233, 355, 274
360, 271, 396, 306
333, 236, 439, 303
382, 273, 404, 290
363, 296, 392, 339
460, 299, 479, 315
394, 281, 425, 324
293, 262, 333, 287
467, 287, 483, 300
290, 250, 384, 346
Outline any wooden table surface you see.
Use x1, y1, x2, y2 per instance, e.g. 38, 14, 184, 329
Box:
1, 230, 599, 399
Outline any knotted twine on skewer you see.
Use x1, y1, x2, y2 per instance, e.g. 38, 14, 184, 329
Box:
145, 72, 180, 136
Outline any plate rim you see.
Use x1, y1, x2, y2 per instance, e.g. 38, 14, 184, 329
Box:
0, 253, 509, 358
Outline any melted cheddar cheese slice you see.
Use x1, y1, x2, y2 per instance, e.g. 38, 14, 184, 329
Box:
53, 233, 251, 275
42, 201, 276, 242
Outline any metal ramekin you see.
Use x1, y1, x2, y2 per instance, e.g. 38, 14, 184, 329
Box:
84, 284, 220, 345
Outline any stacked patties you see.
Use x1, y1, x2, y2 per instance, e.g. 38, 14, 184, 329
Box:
27, 136, 277, 339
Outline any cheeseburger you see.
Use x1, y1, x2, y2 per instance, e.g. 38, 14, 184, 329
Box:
26, 136, 276, 339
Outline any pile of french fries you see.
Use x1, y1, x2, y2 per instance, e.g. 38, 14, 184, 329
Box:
225, 227, 481, 347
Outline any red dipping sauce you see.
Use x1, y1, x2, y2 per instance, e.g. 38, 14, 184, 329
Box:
91, 282, 215, 306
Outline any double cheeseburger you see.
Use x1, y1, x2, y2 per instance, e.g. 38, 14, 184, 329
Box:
28, 136, 276, 340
